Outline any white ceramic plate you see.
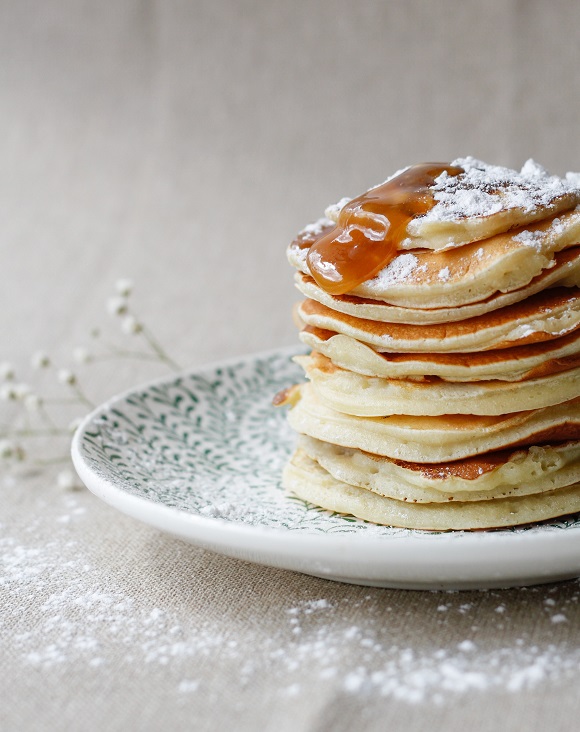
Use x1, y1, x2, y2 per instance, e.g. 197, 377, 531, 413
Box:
72, 346, 580, 590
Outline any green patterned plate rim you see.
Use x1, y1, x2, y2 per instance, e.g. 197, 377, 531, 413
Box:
71, 346, 580, 589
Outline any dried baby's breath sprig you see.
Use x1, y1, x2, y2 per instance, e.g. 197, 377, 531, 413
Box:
1, 278, 182, 489
0, 362, 16, 381
0, 385, 17, 401
0, 439, 26, 462
24, 394, 42, 413
144, 326, 179, 370
57, 369, 76, 386
56, 368, 95, 410
0, 383, 33, 402
104, 279, 181, 372
107, 296, 129, 317
115, 278, 133, 297
72, 347, 92, 365
121, 315, 143, 335
31, 352, 51, 370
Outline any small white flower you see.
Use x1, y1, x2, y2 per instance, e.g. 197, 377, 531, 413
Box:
115, 278, 133, 297
24, 393, 42, 412
0, 362, 15, 380
73, 347, 91, 364
31, 351, 51, 369
106, 296, 128, 317
57, 469, 78, 491
0, 439, 15, 459
68, 417, 83, 433
0, 440, 25, 461
58, 369, 77, 386
12, 383, 32, 400
0, 385, 17, 400
121, 315, 143, 335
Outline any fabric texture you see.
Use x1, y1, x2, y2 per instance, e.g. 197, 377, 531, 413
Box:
2, 1, 580, 730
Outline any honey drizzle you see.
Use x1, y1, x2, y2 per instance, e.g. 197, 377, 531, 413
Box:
300, 163, 463, 295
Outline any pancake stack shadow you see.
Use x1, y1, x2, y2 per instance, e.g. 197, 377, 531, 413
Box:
277, 158, 580, 530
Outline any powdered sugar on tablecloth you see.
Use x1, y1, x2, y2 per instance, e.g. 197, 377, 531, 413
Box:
3, 501, 580, 707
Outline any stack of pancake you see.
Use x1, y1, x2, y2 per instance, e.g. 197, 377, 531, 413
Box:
277, 157, 580, 530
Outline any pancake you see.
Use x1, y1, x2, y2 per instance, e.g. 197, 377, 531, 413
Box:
284, 450, 580, 531
324, 158, 580, 252
294, 246, 580, 324
299, 328, 580, 382
297, 287, 580, 353
299, 435, 580, 503
289, 213, 580, 309
296, 352, 580, 416
287, 383, 580, 463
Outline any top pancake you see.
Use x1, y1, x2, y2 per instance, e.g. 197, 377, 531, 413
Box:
325, 158, 580, 251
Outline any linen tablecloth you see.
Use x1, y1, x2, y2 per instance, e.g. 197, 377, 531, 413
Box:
2, 2, 580, 729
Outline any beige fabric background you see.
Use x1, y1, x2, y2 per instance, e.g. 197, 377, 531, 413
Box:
2, 1, 580, 730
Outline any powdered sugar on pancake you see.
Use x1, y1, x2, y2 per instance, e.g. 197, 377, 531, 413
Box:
290, 218, 335, 272
418, 157, 580, 224
364, 253, 418, 292
325, 198, 351, 221
293, 247, 421, 294
512, 229, 546, 251
322, 161, 580, 228
298, 217, 335, 242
